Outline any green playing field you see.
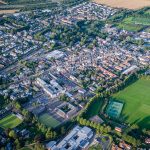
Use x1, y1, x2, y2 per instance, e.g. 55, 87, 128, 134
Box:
113, 78, 150, 129
38, 113, 60, 128
0, 114, 22, 129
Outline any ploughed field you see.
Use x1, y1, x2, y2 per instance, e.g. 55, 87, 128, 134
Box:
93, 0, 150, 10
112, 78, 150, 129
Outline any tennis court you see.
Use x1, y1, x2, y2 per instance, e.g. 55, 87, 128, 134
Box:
106, 100, 123, 118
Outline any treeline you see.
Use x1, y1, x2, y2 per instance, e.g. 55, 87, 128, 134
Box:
62, 0, 89, 7
76, 116, 141, 147
77, 116, 111, 134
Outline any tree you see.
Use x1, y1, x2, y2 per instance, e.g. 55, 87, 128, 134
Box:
85, 120, 90, 126
14, 102, 21, 110
46, 129, 52, 139
131, 124, 139, 130
9, 130, 17, 139
34, 143, 45, 150
61, 127, 65, 135
14, 139, 21, 149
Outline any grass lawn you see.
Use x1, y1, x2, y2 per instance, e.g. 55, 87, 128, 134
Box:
113, 78, 150, 129
21, 147, 33, 150
38, 113, 60, 128
0, 114, 23, 129
117, 14, 150, 32
84, 98, 104, 119
123, 16, 150, 26
117, 22, 144, 32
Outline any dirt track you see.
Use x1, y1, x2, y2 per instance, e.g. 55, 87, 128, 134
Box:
93, 0, 150, 10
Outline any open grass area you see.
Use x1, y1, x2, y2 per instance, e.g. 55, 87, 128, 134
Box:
21, 147, 33, 150
123, 16, 150, 26
112, 78, 150, 129
0, 114, 23, 129
117, 23, 144, 32
117, 13, 150, 32
84, 98, 104, 119
38, 113, 60, 128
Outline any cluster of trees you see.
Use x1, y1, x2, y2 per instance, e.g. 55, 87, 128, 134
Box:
35, 20, 106, 48
122, 134, 141, 147
1, 17, 30, 34
21, 60, 38, 70
109, 9, 133, 23
142, 128, 150, 136
89, 144, 103, 150
77, 116, 111, 134
59, 94, 70, 102
62, 0, 89, 7
0, 94, 11, 109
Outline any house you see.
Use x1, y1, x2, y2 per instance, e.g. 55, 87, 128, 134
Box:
115, 127, 122, 133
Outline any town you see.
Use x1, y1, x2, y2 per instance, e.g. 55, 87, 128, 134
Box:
0, 1, 150, 150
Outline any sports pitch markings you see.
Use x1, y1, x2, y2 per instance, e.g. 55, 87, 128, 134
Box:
0, 114, 23, 129
38, 113, 60, 128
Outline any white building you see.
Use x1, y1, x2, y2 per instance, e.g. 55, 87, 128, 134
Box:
46, 126, 94, 150
36, 78, 65, 98
46, 50, 65, 60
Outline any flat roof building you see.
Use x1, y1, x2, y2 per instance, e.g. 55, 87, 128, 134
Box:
46, 50, 65, 60
46, 126, 94, 150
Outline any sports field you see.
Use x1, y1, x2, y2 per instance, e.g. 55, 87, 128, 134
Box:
106, 100, 124, 118
0, 114, 23, 129
113, 78, 150, 129
38, 113, 60, 128
117, 14, 150, 32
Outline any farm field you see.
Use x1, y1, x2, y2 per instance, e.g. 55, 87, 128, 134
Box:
0, 114, 23, 129
93, 0, 150, 10
38, 113, 60, 128
113, 78, 150, 129
0, 9, 19, 15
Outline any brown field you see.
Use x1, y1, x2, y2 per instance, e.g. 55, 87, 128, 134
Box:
0, 9, 20, 14
93, 0, 150, 10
